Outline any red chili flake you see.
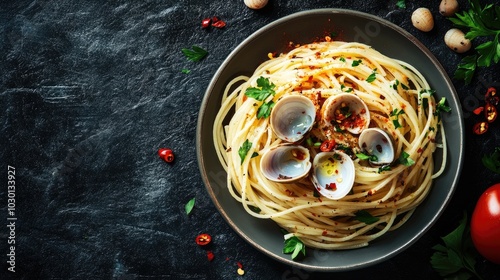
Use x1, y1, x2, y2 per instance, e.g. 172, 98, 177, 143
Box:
473, 121, 488, 135
417, 147, 423, 153
484, 103, 497, 123
485, 87, 498, 105
236, 261, 243, 269
158, 148, 175, 163
201, 18, 211, 28
207, 251, 215, 261
212, 20, 226, 28
320, 139, 336, 152
473, 106, 484, 115
325, 183, 337, 190
322, 230, 328, 236
195, 233, 212, 246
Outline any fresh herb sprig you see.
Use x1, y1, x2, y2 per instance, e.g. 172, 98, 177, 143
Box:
430, 213, 483, 280
396, 0, 406, 9
449, 0, 500, 84
245, 76, 277, 119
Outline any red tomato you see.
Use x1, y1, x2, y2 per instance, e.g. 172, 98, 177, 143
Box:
471, 183, 500, 264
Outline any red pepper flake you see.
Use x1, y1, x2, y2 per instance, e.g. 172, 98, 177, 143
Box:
417, 147, 423, 153
322, 230, 328, 236
201, 18, 211, 28
320, 139, 336, 152
158, 148, 175, 163
473, 121, 488, 135
473, 106, 484, 115
195, 233, 212, 246
207, 251, 215, 261
484, 103, 497, 123
212, 20, 226, 28
236, 261, 245, 275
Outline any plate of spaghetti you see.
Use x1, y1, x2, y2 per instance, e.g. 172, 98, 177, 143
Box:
197, 9, 464, 271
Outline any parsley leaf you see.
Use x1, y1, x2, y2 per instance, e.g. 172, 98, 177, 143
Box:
435, 97, 452, 116
449, 0, 500, 84
181, 45, 208, 62
398, 151, 415, 166
245, 77, 277, 119
482, 147, 500, 173
390, 108, 405, 129
257, 100, 275, 119
366, 69, 377, 83
356, 152, 378, 162
282, 231, 306, 260
354, 210, 379, 224
378, 165, 391, 173
185, 197, 195, 215
245, 77, 276, 101
430, 213, 483, 279
352, 59, 362, 67
238, 139, 252, 164
396, 0, 406, 9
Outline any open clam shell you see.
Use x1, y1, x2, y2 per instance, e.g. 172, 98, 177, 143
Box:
358, 128, 395, 165
260, 144, 311, 182
321, 93, 370, 134
312, 151, 355, 200
270, 95, 316, 143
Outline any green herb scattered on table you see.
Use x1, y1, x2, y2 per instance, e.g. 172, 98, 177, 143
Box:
482, 147, 500, 174
182, 45, 208, 62
185, 197, 196, 215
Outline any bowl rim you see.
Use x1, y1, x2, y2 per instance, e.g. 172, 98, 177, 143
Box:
196, 8, 464, 272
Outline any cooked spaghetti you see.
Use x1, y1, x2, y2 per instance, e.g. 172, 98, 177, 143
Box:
213, 40, 447, 250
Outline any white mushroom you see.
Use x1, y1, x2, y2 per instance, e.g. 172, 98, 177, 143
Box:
411, 7, 434, 32
244, 0, 268, 9
439, 0, 459, 17
444, 28, 472, 53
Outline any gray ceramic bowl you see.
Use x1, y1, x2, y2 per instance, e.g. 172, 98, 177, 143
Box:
197, 9, 464, 271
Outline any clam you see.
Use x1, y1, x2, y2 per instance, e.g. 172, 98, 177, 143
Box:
312, 151, 355, 200
270, 95, 316, 143
321, 93, 370, 134
260, 144, 311, 182
358, 128, 395, 165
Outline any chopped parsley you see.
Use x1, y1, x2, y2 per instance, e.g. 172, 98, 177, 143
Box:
352, 59, 362, 67
398, 151, 415, 166
185, 197, 195, 215
356, 152, 378, 162
181, 45, 208, 62
238, 139, 252, 164
366, 69, 377, 83
390, 108, 405, 129
378, 165, 391, 173
435, 97, 452, 115
354, 210, 379, 224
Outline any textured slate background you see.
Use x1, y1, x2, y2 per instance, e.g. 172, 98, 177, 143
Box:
1, 0, 500, 279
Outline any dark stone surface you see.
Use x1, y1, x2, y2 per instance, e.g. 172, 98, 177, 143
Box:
1, 0, 500, 279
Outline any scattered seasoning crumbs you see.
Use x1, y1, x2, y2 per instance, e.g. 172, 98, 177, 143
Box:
207, 251, 215, 261
236, 262, 245, 275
